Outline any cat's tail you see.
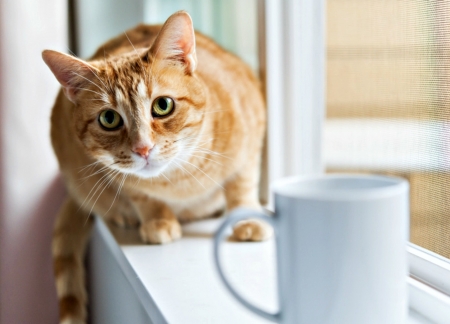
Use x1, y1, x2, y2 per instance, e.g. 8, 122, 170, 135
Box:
53, 198, 93, 324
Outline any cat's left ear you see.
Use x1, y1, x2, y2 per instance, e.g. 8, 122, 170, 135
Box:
149, 11, 197, 74
42, 50, 99, 103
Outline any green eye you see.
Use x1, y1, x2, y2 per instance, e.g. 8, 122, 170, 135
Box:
152, 97, 174, 117
98, 110, 123, 130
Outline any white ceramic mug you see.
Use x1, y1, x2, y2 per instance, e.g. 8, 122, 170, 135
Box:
213, 174, 409, 324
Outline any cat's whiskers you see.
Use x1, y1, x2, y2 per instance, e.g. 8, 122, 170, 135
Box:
174, 134, 197, 143
77, 157, 110, 172
89, 65, 113, 94
72, 87, 105, 98
91, 170, 121, 222
131, 174, 142, 190
85, 168, 117, 207
96, 169, 124, 221
178, 130, 231, 147
78, 167, 117, 214
182, 145, 233, 161
70, 71, 107, 95
77, 160, 102, 173
180, 138, 215, 150
75, 162, 117, 190
85, 98, 109, 103
79, 163, 102, 179
110, 173, 129, 218
178, 139, 215, 157
86, 169, 121, 223
184, 146, 217, 155
176, 132, 218, 143
187, 153, 223, 166
182, 137, 215, 147
159, 171, 173, 185
79, 161, 117, 181
171, 159, 205, 188
63, 49, 112, 94
176, 157, 224, 190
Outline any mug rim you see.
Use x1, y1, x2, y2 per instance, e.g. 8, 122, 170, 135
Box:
271, 173, 409, 201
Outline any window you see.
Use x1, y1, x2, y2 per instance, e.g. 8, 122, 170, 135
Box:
262, 1, 450, 319
325, 0, 450, 260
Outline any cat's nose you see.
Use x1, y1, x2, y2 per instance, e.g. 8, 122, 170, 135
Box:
133, 145, 151, 158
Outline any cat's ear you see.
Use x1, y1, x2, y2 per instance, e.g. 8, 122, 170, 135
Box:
42, 50, 99, 103
149, 11, 197, 74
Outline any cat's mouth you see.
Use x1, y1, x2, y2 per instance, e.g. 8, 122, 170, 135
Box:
132, 158, 169, 178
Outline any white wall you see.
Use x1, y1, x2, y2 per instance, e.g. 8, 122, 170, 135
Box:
0, 1, 67, 323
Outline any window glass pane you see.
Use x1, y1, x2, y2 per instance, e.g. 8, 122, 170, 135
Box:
325, 0, 450, 259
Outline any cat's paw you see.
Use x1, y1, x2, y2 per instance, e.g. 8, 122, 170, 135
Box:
139, 218, 182, 244
232, 219, 273, 242
110, 213, 140, 228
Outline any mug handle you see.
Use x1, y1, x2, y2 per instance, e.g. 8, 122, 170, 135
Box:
213, 208, 280, 322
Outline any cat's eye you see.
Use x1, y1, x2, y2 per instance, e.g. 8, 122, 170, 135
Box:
152, 97, 175, 117
98, 110, 123, 130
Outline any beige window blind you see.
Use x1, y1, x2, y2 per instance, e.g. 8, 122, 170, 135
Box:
326, 0, 450, 258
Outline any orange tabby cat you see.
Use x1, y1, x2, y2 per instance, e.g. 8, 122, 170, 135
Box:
43, 11, 268, 324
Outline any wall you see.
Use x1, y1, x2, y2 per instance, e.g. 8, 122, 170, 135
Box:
0, 1, 68, 323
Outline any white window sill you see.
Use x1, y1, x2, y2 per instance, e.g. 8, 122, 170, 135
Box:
87, 216, 450, 324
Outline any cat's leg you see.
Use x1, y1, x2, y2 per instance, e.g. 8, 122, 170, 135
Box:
53, 197, 92, 324
224, 171, 273, 242
130, 194, 182, 244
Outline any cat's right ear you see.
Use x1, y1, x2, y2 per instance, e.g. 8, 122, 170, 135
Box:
42, 50, 98, 103
149, 11, 197, 74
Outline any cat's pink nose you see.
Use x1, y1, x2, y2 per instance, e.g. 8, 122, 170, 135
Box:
133, 145, 151, 158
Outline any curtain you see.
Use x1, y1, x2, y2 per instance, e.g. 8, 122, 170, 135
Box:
0, 1, 68, 323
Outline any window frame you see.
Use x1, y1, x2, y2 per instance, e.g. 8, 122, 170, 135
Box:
263, 0, 325, 185
408, 243, 450, 296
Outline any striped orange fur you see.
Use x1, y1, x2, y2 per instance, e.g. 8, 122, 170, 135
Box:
43, 11, 268, 323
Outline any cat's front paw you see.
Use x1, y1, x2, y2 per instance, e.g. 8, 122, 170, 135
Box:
139, 218, 182, 244
232, 219, 273, 242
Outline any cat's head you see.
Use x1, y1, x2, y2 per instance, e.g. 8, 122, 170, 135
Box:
43, 11, 207, 178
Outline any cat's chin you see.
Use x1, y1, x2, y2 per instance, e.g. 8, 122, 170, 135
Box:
132, 163, 169, 179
